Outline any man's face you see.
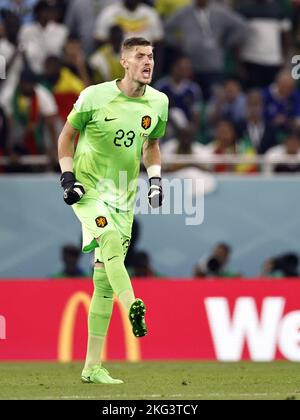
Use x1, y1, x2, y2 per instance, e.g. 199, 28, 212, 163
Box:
19, 81, 34, 97
224, 80, 240, 102
247, 91, 263, 119
213, 245, 230, 265
122, 45, 154, 85
172, 57, 192, 80
216, 121, 236, 147
277, 74, 295, 98
285, 136, 300, 154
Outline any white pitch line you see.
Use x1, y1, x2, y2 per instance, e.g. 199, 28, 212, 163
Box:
29, 392, 291, 400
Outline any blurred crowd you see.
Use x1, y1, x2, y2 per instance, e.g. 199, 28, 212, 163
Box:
53, 239, 300, 279
1, 0, 300, 173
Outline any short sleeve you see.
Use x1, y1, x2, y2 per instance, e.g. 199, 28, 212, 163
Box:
149, 117, 167, 139
67, 87, 94, 130
150, 94, 169, 139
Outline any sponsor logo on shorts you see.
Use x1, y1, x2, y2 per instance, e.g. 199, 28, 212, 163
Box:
141, 115, 151, 130
95, 216, 108, 228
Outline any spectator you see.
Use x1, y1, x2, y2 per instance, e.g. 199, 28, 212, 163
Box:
63, 35, 92, 87
207, 78, 247, 128
0, 0, 38, 25
155, 54, 202, 139
125, 218, 140, 270
238, 0, 292, 89
205, 118, 257, 172
42, 55, 85, 121
262, 70, 300, 135
0, 10, 20, 49
0, 70, 59, 170
261, 253, 299, 277
94, 0, 164, 78
165, 0, 248, 99
131, 251, 157, 277
0, 11, 21, 83
94, 0, 163, 44
89, 25, 124, 83
238, 90, 277, 154
52, 244, 87, 278
205, 119, 237, 172
264, 131, 300, 173
161, 127, 211, 171
19, 0, 69, 74
194, 242, 240, 278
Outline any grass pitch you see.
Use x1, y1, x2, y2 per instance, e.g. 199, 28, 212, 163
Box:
0, 361, 299, 400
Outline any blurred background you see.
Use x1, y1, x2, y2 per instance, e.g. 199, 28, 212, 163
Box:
1, 0, 300, 363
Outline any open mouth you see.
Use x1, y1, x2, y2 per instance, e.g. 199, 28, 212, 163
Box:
142, 68, 151, 78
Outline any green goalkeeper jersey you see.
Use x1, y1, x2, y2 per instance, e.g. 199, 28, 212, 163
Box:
67, 80, 169, 211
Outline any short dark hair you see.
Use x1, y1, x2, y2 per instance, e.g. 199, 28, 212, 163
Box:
216, 243, 231, 254
122, 37, 152, 51
33, 1, 51, 18
62, 244, 81, 258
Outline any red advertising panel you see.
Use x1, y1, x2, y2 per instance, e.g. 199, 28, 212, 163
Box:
0, 279, 300, 361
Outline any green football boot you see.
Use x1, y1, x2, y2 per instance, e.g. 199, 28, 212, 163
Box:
81, 365, 123, 384
129, 298, 147, 337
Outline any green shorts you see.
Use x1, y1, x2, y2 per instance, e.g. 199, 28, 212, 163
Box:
72, 189, 133, 262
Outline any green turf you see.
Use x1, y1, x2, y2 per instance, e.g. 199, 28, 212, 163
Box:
0, 361, 299, 400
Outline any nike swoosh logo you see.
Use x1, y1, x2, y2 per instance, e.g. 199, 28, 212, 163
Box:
105, 117, 117, 122
108, 256, 118, 261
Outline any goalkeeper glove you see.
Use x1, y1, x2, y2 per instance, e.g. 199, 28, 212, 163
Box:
148, 177, 163, 208
60, 171, 85, 205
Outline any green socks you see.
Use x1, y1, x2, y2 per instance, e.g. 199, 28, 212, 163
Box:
84, 267, 113, 369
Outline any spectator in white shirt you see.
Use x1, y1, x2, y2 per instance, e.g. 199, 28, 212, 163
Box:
94, 0, 163, 44
94, 0, 164, 78
19, 0, 68, 74
1, 70, 59, 170
238, 0, 292, 88
161, 127, 211, 171
264, 131, 300, 173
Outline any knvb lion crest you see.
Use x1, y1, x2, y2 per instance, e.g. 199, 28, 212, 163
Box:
95, 216, 108, 228
141, 115, 151, 130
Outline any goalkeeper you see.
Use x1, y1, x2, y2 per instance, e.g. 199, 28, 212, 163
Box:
58, 37, 169, 384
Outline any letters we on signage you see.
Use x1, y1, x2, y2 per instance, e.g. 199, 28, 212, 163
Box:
205, 297, 300, 362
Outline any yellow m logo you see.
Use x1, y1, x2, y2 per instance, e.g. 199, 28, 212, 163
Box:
57, 291, 141, 362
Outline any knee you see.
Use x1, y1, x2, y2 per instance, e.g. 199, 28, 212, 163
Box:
99, 230, 123, 262
95, 262, 104, 269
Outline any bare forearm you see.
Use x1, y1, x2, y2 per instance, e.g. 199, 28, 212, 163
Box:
58, 121, 85, 205
143, 139, 161, 171
144, 139, 163, 208
58, 121, 78, 172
